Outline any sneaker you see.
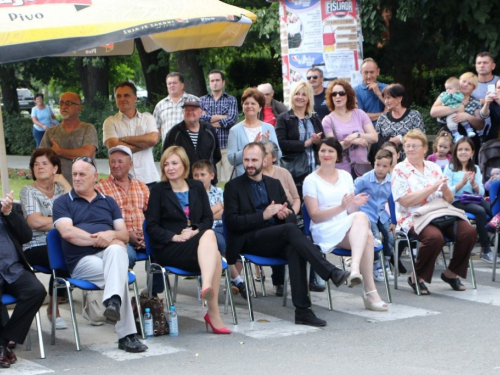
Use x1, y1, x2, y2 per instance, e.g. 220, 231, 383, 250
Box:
373, 261, 385, 283
481, 251, 494, 263
384, 262, 395, 281
47, 314, 67, 330
374, 238, 382, 248
231, 281, 247, 300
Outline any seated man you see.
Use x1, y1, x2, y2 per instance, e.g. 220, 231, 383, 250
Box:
0, 191, 46, 368
53, 157, 147, 353
224, 143, 350, 326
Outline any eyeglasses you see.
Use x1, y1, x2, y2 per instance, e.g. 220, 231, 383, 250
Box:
72, 156, 97, 170
59, 100, 81, 107
403, 144, 423, 150
331, 91, 347, 97
306, 75, 318, 80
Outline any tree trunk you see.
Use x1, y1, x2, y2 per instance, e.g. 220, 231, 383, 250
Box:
175, 50, 208, 97
0, 64, 20, 114
75, 57, 110, 109
135, 39, 170, 105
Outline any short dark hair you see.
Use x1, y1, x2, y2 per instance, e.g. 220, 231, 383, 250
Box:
306, 67, 323, 78
382, 83, 408, 107
34, 93, 44, 101
114, 81, 137, 95
318, 138, 343, 163
243, 142, 266, 158
241, 87, 265, 108
29, 148, 62, 181
208, 69, 225, 81
476, 51, 495, 63
192, 159, 215, 174
167, 72, 184, 83
375, 149, 393, 162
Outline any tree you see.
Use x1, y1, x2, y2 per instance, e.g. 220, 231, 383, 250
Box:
74, 57, 110, 108
135, 39, 170, 104
0, 64, 20, 114
175, 50, 208, 97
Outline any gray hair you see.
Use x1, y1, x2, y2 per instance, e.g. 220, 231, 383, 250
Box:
260, 139, 279, 163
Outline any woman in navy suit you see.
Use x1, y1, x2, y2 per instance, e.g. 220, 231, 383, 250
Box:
145, 146, 230, 334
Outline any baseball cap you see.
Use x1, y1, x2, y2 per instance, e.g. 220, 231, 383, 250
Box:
182, 98, 201, 108
108, 145, 132, 158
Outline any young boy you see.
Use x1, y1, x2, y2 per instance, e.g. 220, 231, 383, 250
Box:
354, 149, 395, 282
192, 160, 247, 299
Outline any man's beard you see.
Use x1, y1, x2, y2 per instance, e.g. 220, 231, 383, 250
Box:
244, 163, 263, 177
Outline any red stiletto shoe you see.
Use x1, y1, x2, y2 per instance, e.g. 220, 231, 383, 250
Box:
204, 313, 231, 334
200, 287, 214, 302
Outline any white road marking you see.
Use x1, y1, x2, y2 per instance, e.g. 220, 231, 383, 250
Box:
4, 358, 54, 374
87, 341, 184, 361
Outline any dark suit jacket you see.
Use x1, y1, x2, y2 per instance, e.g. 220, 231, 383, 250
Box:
145, 179, 213, 250
223, 174, 291, 264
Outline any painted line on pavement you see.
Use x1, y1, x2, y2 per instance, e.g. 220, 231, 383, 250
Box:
3, 358, 54, 374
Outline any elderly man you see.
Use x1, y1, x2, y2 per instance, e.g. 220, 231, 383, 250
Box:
0, 191, 46, 368
103, 81, 159, 187
40, 92, 98, 184
354, 58, 387, 125
153, 72, 199, 143
162, 98, 221, 182
306, 68, 329, 120
53, 158, 147, 353
224, 142, 350, 327
257, 83, 288, 126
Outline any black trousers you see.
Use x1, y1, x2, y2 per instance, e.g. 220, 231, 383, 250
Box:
242, 223, 337, 313
0, 269, 46, 345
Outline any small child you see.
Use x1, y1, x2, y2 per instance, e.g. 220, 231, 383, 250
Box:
440, 77, 476, 142
485, 168, 500, 192
192, 160, 247, 299
427, 132, 453, 171
354, 149, 395, 282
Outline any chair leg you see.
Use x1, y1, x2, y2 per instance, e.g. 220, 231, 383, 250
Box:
50, 282, 58, 345
380, 253, 392, 303
441, 249, 448, 269
162, 269, 173, 309
173, 275, 179, 303
282, 265, 289, 307
224, 268, 238, 325
34, 311, 45, 359
394, 238, 400, 290
493, 232, 498, 282
64, 283, 81, 351
410, 241, 421, 296
469, 258, 477, 289
132, 280, 146, 340
240, 256, 254, 321
322, 254, 333, 310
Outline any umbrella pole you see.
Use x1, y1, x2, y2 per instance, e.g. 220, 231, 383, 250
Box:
0, 108, 10, 196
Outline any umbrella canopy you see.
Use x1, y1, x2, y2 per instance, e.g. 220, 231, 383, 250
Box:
0, 0, 256, 195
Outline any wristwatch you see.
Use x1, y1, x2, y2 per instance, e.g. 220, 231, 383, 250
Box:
120, 136, 127, 143
356, 132, 361, 138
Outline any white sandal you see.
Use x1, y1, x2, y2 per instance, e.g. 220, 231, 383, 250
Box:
362, 290, 389, 312
348, 262, 363, 288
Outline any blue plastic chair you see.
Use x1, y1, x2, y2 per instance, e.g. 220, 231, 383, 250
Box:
222, 214, 289, 322
489, 180, 500, 281
47, 229, 145, 351
142, 223, 237, 325
302, 203, 391, 305
1, 294, 45, 359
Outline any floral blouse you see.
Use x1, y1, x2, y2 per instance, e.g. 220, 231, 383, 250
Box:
391, 160, 443, 233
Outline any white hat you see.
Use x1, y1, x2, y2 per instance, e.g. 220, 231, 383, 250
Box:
108, 145, 132, 157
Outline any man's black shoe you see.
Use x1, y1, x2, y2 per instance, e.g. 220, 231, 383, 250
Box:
295, 310, 326, 327
0, 347, 10, 368
309, 279, 326, 292
273, 284, 284, 297
4, 347, 16, 364
103, 300, 121, 323
330, 268, 350, 287
231, 281, 247, 300
118, 335, 148, 353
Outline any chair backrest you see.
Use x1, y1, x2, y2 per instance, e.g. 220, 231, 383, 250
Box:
47, 229, 70, 272
301, 202, 312, 236
388, 194, 397, 225
490, 180, 500, 216
142, 221, 154, 257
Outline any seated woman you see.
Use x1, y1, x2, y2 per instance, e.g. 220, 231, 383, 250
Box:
228, 88, 281, 178
392, 129, 477, 294
444, 137, 493, 263
145, 146, 230, 334
20, 148, 71, 330
303, 138, 388, 311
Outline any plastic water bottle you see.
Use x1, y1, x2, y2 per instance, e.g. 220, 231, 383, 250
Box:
144, 308, 153, 339
168, 306, 178, 337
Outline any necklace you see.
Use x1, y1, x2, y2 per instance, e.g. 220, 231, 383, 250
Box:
34, 181, 55, 194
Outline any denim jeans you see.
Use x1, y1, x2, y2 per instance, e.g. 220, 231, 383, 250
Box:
370, 220, 394, 261
213, 226, 226, 254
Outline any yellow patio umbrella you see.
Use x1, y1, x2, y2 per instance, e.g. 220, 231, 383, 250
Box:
0, 0, 256, 194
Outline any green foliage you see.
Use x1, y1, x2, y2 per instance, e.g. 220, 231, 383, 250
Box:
3, 113, 36, 155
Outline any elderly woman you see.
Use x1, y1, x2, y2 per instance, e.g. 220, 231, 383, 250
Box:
145, 146, 230, 334
228, 88, 281, 178
20, 148, 71, 329
480, 78, 500, 142
303, 138, 388, 311
322, 80, 377, 177
31, 93, 57, 148
376, 84, 425, 160
392, 129, 477, 295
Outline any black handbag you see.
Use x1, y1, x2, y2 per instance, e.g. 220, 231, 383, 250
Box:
280, 152, 309, 182
430, 216, 458, 241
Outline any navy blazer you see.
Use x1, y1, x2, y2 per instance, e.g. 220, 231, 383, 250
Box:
223, 174, 291, 264
145, 179, 213, 251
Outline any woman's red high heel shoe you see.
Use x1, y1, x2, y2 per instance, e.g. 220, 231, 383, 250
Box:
204, 313, 231, 334
200, 287, 214, 302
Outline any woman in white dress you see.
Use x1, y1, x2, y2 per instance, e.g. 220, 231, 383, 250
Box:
303, 138, 388, 311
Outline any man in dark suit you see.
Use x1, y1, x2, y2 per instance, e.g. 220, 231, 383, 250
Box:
0, 191, 46, 368
224, 143, 350, 326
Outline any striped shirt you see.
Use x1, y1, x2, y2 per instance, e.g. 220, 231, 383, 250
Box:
186, 128, 198, 149
153, 92, 198, 143
199, 91, 238, 148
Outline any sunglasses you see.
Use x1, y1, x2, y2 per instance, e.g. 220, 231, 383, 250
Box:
306, 75, 318, 80
72, 156, 97, 170
59, 100, 81, 107
331, 91, 347, 97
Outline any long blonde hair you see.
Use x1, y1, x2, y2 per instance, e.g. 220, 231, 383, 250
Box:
289, 81, 314, 115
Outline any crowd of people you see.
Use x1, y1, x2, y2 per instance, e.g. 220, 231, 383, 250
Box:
2, 52, 500, 366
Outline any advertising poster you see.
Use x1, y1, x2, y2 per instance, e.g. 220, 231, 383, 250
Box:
279, 0, 363, 104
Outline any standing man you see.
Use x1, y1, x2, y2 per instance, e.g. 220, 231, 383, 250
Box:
162, 99, 221, 182
0, 191, 46, 368
473, 52, 499, 140
40, 92, 98, 184
224, 142, 350, 326
354, 58, 387, 125
53, 158, 148, 353
200, 69, 238, 184
153, 72, 199, 144
306, 68, 329, 120
103, 81, 160, 187
257, 83, 288, 126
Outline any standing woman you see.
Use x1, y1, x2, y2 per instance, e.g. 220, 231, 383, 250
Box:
31, 93, 57, 148
146, 146, 230, 334
444, 137, 493, 263
322, 80, 378, 177
479, 78, 500, 142
227, 88, 281, 177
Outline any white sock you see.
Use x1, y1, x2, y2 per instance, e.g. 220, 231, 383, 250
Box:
232, 276, 243, 284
